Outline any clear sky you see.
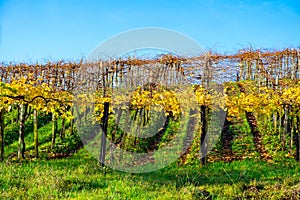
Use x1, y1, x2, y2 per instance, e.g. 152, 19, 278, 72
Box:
0, 0, 300, 62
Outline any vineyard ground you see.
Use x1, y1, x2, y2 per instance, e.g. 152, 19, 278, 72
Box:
0, 121, 300, 199
1, 149, 300, 199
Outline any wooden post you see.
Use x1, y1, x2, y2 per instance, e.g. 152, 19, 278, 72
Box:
60, 118, 65, 140
296, 116, 300, 161
273, 112, 278, 134
291, 54, 295, 80
51, 113, 57, 149
100, 102, 109, 167
282, 106, 288, 150
273, 76, 279, 134
70, 107, 74, 135
290, 116, 294, 155
239, 61, 244, 81
285, 54, 289, 79
18, 104, 26, 160
0, 109, 5, 161
33, 109, 39, 158
200, 105, 208, 165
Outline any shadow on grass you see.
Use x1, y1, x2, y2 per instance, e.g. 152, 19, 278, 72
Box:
133, 159, 300, 188
40, 156, 300, 192
3, 151, 300, 198
28, 156, 300, 189
58, 179, 108, 192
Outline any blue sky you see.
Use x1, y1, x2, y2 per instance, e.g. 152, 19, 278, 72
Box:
0, 0, 300, 62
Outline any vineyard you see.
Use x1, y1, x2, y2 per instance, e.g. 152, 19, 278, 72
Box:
0, 48, 300, 167
1, 48, 300, 199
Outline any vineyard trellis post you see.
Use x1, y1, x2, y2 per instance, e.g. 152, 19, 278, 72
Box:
100, 102, 109, 167
33, 109, 38, 158
60, 118, 65, 140
51, 113, 57, 149
0, 109, 5, 161
18, 104, 26, 160
200, 53, 212, 165
296, 116, 300, 161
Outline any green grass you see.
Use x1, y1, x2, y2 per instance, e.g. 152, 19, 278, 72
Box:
1, 148, 300, 199
1, 110, 300, 199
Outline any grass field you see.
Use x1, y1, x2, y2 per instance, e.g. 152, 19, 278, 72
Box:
0, 95, 299, 200
1, 147, 300, 199
1, 112, 300, 199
